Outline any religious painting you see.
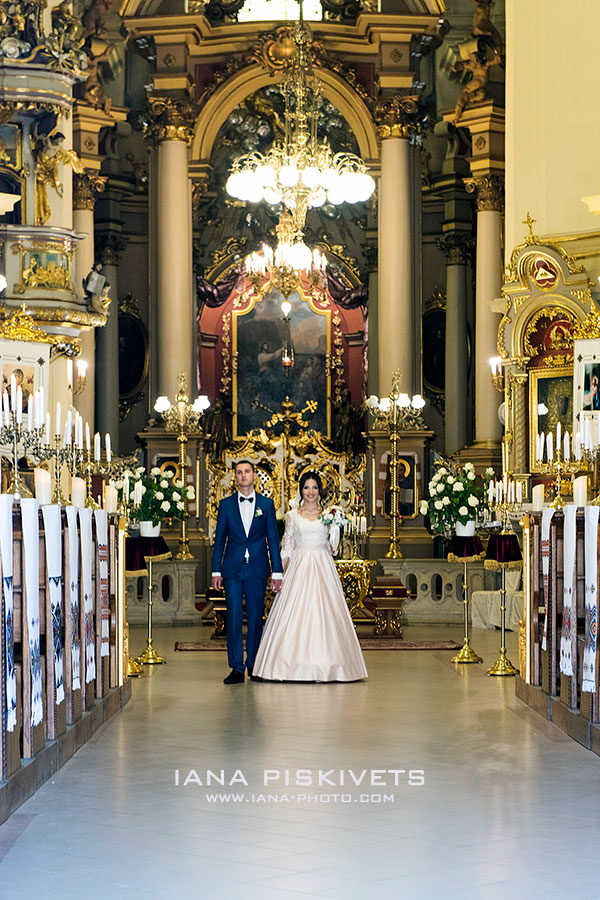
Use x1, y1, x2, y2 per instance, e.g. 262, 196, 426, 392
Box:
118, 308, 148, 399
0, 340, 49, 411
14, 246, 74, 295
233, 286, 330, 438
376, 451, 418, 520
0, 124, 22, 169
573, 338, 600, 445
528, 365, 573, 471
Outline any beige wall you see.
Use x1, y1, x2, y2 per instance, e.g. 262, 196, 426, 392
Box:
506, 1, 600, 273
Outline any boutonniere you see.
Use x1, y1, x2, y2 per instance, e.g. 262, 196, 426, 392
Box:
254, 508, 263, 518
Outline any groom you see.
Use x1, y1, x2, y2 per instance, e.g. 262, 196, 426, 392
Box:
212, 460, 282, 684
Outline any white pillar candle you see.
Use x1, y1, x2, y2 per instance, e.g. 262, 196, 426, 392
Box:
85, 422, 91, 452
105, 433, 111, 464
104, 484, 118, 514
546, 432, 553, 461
16, 385, 22, 424
55, 401, 61, 437
573, 475, 588, 508
360, 515, 367, 534
564, 431, 570, 461
2, 389, 8, 426
34, 468, 52, 505
71, 476, 86, 508
94, 432, 101, 461
556, 421, 561, 453
532, 483, 545, 511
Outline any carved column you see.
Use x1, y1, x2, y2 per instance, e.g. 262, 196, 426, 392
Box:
375, 97, 424, 396
95, 233, 126, 453
438, 233, 474, 454
145, 97, 195, 400
73, 170, 106, 428
465, 173, 505, 448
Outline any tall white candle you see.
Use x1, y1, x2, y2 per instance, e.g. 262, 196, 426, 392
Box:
564, 432, 570, 461
547, 432, 553, 461
556, 421, 561, 453
55, 401, 61, 437
94, 432, 101, 461
105, 433, 111, 464
575, 431, 581, 461
516, 481, 522, 504
85, 422, 91, 452
15, 386, 22, 425
10, 373, 16, 412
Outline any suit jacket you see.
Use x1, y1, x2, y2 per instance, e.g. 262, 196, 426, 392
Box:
212, 492, 282, 579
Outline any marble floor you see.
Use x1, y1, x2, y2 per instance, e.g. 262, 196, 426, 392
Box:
1, 622, 599, 899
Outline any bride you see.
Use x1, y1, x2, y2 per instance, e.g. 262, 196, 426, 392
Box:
252, 470, 368, 682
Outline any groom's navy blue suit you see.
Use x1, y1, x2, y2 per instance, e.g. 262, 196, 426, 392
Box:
212, 492, 282, 674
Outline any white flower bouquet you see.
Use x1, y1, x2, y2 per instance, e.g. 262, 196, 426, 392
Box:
117, 465, 195, 525
319, 505, 348, 556
419, 459, 487, 537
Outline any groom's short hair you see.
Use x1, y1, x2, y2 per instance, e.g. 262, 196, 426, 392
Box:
234, 459, 255, 473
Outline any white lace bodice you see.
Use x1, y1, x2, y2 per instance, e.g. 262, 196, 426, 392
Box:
281, 508, 331, 557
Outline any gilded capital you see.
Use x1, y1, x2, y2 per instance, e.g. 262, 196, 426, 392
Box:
144, 96, 196, 146
438, 232, 475, 267
464, 174, 504, 212
73, 170, 107, 211
373, 95, 424, 140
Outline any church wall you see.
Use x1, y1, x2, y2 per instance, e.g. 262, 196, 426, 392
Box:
506, 1, 600, 269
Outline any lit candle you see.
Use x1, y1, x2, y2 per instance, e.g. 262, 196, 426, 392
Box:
94, 432, 101, 461
105, 433, 111, 464
55, 401, 61, 437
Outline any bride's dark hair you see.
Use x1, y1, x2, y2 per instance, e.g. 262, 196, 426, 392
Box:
299, 470, 325, 501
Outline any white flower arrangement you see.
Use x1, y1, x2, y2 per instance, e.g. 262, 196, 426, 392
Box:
420, 457, 487, 537
318, 505, 348, 529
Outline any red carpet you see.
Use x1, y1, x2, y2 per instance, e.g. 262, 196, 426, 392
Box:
174, 639, 461, 652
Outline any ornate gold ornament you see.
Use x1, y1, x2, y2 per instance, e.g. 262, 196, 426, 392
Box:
220, 312, 232, 395
11, 239, 75, 295
73, 169, 107, 210
31, 129, 83, 226
251, 26, 297, 72
523, 306, 577, 358
464, 173, 504, 212
95, 232, 126, 267
572, 307, 600, 340
0, 303, 80, 358
335, 558, 376, 618
373, 95, 423, 140
144, 96, 196, 146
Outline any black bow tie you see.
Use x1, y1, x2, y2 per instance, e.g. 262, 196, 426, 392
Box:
240, 496, 254, 503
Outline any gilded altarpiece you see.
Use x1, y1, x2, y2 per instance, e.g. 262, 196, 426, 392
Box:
498, 235, 594, 480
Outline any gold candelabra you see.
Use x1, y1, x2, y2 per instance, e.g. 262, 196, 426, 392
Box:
154, 373, 210, 560
536, 445, 581, 509
253, 395, 318, 508
484, 484, 522, 677
366, 371, 426, 559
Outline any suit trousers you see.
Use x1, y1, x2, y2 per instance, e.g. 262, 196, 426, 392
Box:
223, 563, 268, 673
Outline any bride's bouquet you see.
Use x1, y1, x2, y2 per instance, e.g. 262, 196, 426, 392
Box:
319, 505, 348, 556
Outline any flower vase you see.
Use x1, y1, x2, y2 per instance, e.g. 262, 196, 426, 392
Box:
455, 520, 475, 537
140, 520, 161, 538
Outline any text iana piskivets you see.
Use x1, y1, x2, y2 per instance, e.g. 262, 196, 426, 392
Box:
174, 769, 425, 787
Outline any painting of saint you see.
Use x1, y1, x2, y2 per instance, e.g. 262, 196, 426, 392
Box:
582, 363, 600, 411
235, 287, 329, 437
2, 363, 34, 411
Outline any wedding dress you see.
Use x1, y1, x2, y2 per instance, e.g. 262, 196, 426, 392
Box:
253, 509, 368, 682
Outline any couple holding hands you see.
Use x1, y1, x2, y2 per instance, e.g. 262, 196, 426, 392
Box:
211, 460, 367, 684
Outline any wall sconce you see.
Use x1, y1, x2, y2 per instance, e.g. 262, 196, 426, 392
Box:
489, 357, 504, 392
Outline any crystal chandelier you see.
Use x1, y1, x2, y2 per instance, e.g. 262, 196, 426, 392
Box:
225, 6, 375, 233
244, 210, 326, 297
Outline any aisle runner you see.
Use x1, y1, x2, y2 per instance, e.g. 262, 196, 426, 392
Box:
541, 508, 555, 652
560, 505, 577, 677
0, 494, 16, 731
21, 498, 43, 727
583, 506, 600, 692
65, 507, 81, 690
42, 505, 65, 704
78, 507, 96, 683
94, 509, 110, 657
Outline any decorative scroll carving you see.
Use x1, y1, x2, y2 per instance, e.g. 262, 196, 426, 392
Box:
464, 173, 504, 212
144, 96, 195, 146
73, 169, 107, 210
373, 95, 424, 140
438, 232, 475, 266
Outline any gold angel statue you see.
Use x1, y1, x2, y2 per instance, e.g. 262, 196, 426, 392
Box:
31, 126, 83, 225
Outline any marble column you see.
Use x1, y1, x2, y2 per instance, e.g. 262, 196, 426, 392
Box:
72, 170, 106, 429
146, 97, 194, 400
438, 233, 474, 455
375, 97, 423, 397
465, 174, 504, 446
95, 234, 125, 454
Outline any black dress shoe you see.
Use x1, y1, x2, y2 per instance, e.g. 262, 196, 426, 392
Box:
249, 674, 262, 682
247, 666, 253, 677
223, 670, 244, 684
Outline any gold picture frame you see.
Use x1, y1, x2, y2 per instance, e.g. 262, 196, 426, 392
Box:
528, 364, 573, 472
